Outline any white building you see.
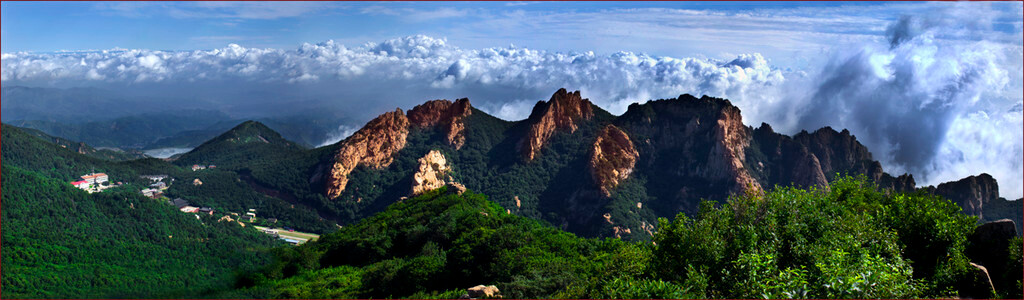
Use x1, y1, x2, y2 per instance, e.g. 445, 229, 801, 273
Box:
80, 173, 109, 185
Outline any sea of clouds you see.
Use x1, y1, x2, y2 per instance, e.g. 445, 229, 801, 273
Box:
2, 12, 1021, 198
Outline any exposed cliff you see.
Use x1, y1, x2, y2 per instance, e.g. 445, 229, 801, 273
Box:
325, 109, 410, 199
518, 89, 595, 161
927, 173, 1000, 219
407, 98, 473, 150
411, 150, 450, 196
708, 104, 762, 194
589, 125, 639, 197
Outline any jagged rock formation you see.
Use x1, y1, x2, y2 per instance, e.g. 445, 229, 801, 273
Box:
407, 98, 473, 149
518, 88, 594, 161
927, 173, 1000, 219
297, 88, 1019, 240
411, 150, 449, 196
589, 125, 639, 197
325, 109, 410, 199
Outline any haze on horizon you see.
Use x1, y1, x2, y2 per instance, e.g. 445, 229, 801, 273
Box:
2, 1, 1022, 198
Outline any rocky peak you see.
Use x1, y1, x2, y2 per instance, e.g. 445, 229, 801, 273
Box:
930, 173, 1000, 218
518, 88, 595, 161
589, 125, 640, 197
708, 104, 762, 194
411, 150, 450, 196
325, 109, 410, 199
793, 126, 878, 179
407, 98, 473, 149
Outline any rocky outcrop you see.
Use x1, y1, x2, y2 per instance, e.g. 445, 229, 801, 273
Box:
962, 263, 998, 299
790, 148, 829, 189
589, 125, 639, 197
325, 109, 410, 199
462, 285, 501, 299
446, 181, 467, 195
879, 173, 916, 192
793, 127, 880, 180
930, 173, 999, 219
407, 98, 473, 150
518, 89, 594, 161
966, 219, 1017, 295
411, 150, 450, 196
708, 104, 761, 194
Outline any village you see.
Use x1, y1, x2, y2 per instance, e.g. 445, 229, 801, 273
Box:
69, 173, 122, 193
68, 168, 318, 245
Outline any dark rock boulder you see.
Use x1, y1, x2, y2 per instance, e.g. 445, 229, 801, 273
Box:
966, 219, 1018, 296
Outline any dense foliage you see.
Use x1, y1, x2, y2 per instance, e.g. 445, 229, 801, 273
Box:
237, 177, 1020, 298
1, 165, 281, 298
2, 123, 337, 234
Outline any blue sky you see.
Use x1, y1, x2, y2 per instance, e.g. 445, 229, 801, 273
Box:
2, 1, 1023, 198
5, 2, 1019, 60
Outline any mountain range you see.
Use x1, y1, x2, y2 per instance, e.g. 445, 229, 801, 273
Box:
172, 88, 1021, 239
3, 88, 1022, 298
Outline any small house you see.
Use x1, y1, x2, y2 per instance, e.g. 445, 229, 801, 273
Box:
150, 182, 167, 190
170, 198, 190, 209
199, 207, 214, 215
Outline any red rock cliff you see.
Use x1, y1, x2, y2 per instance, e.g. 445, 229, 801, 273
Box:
407, 98, 473, 150
519, 89, 594, 161
325, 109, 410, 199
707, 105, 762, 194
590, 125, 639, 197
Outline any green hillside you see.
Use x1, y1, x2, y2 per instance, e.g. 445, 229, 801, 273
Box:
1, 165, 280, 298
234, 177, 1022, 298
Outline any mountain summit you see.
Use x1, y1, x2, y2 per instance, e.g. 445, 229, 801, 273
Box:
212, 89, 1020, 240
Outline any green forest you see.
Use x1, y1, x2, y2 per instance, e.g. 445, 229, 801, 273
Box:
233, 177, 1022, 299
1, 165, 281, 298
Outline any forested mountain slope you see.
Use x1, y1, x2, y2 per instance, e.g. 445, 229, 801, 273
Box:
222, 89, 1020, 240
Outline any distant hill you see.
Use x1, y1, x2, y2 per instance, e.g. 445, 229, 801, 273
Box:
7, 109, 233, 149
16, 125, 148, 161
174, 120, 304, 169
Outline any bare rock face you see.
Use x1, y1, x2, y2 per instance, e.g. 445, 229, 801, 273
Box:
590, 125, 639, 197
411, 150, 450, 196
791, 148, 829, 189
407, 98, 473, 149
325, 109, 410, 199
931, 173, 999, 219
707, 105, 762, 194
518, 89, 594, 161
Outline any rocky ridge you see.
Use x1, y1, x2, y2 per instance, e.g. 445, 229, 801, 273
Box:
325, 109, 410, 199
518, 88, 594, 161
311, 88, 1018, 240
407, 98, 473, 150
